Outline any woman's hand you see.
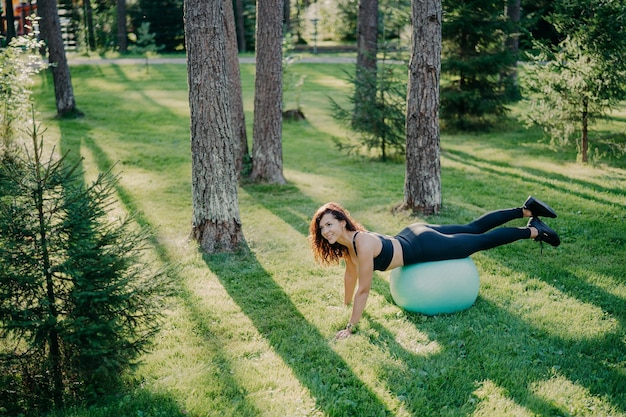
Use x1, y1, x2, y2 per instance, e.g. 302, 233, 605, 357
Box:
335, 323, 356, 340
335, 328, 352, 340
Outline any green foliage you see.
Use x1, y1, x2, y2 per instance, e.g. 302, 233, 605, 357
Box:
300, 0, 358, 44
296, 0, 409, 46
379, 0, 411, 44
0, 119, 173, 414
517, 0, 560, 51
128, 0, 184, 52
520, 37, 621, 157
550, 0, 626, 63
0, 26, 47, 153
330, 63, 406, 161
519, 0, 626, 161
441, 0, 517, 130
129, 22, 164, 69
90, 4, 117, 51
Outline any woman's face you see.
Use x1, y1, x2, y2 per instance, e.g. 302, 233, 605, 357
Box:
319, 212, 345, 245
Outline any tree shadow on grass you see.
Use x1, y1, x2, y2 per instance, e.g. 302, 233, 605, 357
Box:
55, 390, 190, 417
444, 148, 626, 208
56, 124, 263, 416
107, 64, 189, 114
367, 270, 626, 415
202, 247, 395, 416
71, 131, 391, 415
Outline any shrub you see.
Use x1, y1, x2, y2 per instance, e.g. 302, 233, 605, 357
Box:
0, 120, 173, 414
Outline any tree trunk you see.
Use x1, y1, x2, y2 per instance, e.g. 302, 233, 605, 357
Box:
117, 0, 127, 53
356, 0, 378, 71
354, 0, 378, 123
224, 0, 249, 177
83, 0, 96, 51
38, 0, 82, 118
251, 0, 286, 184
32, 139, 65, 408
505, 0, 520, 57
403, 0, 442, 215
184, 0, 245, 252
581, 96, 589, 163
4, 0, 16, 43
234, 0, 246, 52
505, 0, 521, 98
284, 0, 291, 32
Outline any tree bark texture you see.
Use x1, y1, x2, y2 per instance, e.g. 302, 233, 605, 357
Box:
356, 0, 378, 73
38, 0, 81, 117
224, 0, 249, 177
403, 0, 442, 215
184, 0, 244, 252
251, 0, 286, 184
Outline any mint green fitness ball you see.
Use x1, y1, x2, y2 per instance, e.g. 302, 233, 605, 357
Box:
389, 257, 480, 315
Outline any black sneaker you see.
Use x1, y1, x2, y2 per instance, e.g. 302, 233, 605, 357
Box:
523, 196, 558, 218
528, 217, 560, 247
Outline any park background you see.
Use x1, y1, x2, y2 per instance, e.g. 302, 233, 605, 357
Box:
29, 58, 625, 417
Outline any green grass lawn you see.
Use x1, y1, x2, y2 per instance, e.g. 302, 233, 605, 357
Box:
29, 62, 626, 417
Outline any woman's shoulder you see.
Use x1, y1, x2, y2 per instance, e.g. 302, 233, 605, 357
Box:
354, 231, 383, 252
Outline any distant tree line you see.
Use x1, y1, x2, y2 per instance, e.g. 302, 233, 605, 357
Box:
0, 0, 592, 56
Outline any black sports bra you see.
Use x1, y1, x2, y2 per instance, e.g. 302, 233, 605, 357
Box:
352, 231, 394, 271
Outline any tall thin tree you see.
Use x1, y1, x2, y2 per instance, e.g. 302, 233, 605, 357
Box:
284, 0, 291, 32
402, 0, 442, 214
117, 0, 127, 53
251, 0, 286, 184
184, 0, 245, 252
234, 0, 246, 52
37, 0, 82, 117
3, 0, 16, 44
504, 0, 521, 99
353, 0, 378, 124
83, 0, 96, 51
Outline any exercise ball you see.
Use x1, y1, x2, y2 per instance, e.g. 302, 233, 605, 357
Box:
389, 257, 480, 315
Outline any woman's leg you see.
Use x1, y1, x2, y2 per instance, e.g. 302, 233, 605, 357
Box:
427, 207, 524, 235
397, 219, 531, 264
418, 227, 531, 262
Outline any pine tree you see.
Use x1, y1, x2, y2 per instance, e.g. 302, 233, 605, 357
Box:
441, 0, 516, 129
520, 0, 626, 163
330, 62, 407, 161
0, 120, 172, 413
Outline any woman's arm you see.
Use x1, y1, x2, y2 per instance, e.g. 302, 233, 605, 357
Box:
348, 257, 373, 324
343, 260, 357, 305
336, 235, 376, 339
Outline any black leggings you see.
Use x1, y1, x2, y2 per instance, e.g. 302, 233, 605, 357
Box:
396, 208, 531, 264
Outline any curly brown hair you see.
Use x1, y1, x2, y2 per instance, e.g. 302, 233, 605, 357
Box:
309, 202, 365, 265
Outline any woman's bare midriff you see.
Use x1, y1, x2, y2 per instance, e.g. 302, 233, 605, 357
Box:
384, 238, 404, 270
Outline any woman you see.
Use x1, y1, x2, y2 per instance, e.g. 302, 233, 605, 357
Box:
309, 197, 560, 339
